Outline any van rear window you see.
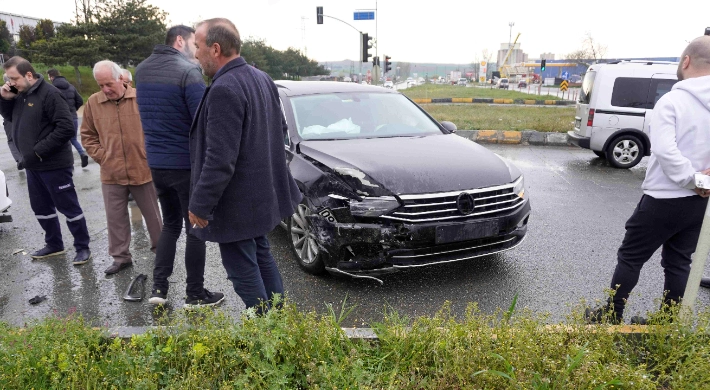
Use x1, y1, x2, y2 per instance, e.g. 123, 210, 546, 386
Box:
579, 71, 595, 104
611, 78, 651, 108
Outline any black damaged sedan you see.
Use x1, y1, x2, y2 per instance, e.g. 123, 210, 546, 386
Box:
278, 81, 530, 282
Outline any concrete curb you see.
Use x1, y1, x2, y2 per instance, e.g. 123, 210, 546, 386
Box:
456, 130, 572, 146
412, 97, 575, 106
104, 324, 653, 340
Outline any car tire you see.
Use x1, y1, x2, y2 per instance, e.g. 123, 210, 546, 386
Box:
606, 135, 644, 169
593, 150, 606, 158
287, 203, 326, 275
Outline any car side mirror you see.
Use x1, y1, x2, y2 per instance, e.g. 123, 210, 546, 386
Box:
440, 121, 457, 133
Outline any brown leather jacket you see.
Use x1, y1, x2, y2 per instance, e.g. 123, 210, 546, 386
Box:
80, 86, 152, 185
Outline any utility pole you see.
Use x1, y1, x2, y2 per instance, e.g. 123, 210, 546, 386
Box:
508, 21, 515, 67
301, 16, 308, 56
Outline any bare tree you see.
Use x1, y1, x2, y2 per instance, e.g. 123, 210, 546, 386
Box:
583, 32, 608, 62
565, 33, 608, 66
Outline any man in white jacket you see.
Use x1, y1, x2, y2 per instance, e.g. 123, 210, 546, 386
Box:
588, 36, 710, 324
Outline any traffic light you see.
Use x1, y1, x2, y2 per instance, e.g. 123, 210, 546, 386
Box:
541, 59, 546, 71
361, 33, 372, 63
372, 56, 380, 67
384, 55, 391, 73
316, 6, 323, 24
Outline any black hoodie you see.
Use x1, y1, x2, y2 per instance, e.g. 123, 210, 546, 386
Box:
51, 76, 83, 118
0, 75, 75, 171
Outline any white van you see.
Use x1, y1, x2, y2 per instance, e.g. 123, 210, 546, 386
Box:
567, 60, 678, 168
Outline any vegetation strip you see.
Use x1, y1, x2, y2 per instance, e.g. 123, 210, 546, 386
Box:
2, 299, 710, 388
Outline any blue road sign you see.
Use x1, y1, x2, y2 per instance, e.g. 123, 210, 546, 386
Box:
561, 71, 570, 80
354, 11, 375, 20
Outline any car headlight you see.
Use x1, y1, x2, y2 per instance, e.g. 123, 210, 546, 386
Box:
350, 196, 401, 217
513, 176, 525, 199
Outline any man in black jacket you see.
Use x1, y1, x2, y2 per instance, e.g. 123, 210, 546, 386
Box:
48, 68, 88, 168
0, 57, 91, 264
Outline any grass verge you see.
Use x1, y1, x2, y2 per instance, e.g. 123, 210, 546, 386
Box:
420, 104, 575, 132
1, 296, 710, 389
401, 84, 562, 100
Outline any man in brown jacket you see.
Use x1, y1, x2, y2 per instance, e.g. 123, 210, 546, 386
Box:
81, 60, 163, 275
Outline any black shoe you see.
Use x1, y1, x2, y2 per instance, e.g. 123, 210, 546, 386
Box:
17, 161, 24, 171
30, 246, 66, 259
184, 289, 225, 309
149, 288, 168, 305
80, 155, 89, 168
701, 277, 710, 289
585, 306, 622, 325
73, 249, 91, 265
104, 261, 133, 275
127, 193, 134, 202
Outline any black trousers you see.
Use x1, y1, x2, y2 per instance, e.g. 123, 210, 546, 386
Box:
610, 194, 708, 316
151, 169, 206, 296
26, 167, 90, 251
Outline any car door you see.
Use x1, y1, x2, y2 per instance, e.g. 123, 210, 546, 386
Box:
643, 74, 678, 134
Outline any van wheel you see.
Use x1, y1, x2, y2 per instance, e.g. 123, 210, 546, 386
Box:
288, 203, 326, 275
606, 135, 644, 169
593, 151, 606, 158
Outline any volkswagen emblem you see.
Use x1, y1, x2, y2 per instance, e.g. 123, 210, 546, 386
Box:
456, 192, 476, 215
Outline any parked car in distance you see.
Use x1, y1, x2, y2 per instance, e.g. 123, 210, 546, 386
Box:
567, 60, 678, 169
518, 80, 527, 88
0, 170, 12, 223
276, 81, 530, 282
457, 78, 468, 86
383, 80, 394, 89
497, 78, 509, 89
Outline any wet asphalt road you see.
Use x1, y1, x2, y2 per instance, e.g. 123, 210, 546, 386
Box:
2, 140, 710, 328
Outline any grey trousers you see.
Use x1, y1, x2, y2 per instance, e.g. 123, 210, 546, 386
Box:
101, 182, 163, 264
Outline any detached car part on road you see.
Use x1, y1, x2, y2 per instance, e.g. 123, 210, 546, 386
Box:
277, 81, 530, 282
0, 170, 12, 223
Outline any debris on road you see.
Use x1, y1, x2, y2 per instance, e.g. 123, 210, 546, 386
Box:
123, 274, 147, 302
11, 249, 24, 255
29, 295, 47, 305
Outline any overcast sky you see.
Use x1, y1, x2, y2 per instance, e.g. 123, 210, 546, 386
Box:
3, 0, 708, 63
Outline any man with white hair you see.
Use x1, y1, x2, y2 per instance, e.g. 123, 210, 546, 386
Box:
121, 69, 133, 87
81, 60, 163, 275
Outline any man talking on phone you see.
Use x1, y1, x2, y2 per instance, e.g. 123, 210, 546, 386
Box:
1, 57, 92, 265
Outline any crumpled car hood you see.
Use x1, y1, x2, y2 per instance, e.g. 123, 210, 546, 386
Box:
298, 134, 515, 196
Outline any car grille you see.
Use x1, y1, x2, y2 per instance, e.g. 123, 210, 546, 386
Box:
381, 178, 525, 223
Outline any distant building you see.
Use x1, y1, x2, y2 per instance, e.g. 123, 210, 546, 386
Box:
497, 43, 528, 67
540, 52, 555, 60
0, 12, 64, 43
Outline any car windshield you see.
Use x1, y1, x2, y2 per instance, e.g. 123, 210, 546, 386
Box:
290, 92, 443, 140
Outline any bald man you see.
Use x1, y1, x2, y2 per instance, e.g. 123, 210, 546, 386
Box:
587, 36, 710, 324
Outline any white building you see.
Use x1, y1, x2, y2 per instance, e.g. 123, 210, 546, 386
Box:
497, 43, 528, 67
540, 52, 555, 60
0, 12, 64, 43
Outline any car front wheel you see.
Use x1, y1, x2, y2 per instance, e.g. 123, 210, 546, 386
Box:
606, 135, 644, 169
288, 203, 326, 274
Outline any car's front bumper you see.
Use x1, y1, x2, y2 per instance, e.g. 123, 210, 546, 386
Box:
567, 131, 590, 149
309, 199, 530, 275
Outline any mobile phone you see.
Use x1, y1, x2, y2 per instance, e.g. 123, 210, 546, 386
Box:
9, 85, 19, 94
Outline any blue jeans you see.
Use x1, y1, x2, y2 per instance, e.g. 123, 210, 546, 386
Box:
71, 118, 86, 156
219, 236, 284, 312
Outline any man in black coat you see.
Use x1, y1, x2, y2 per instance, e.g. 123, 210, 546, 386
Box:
189, 18, 302, 312
48, 68, 88, 167
1, 57, 91, 264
